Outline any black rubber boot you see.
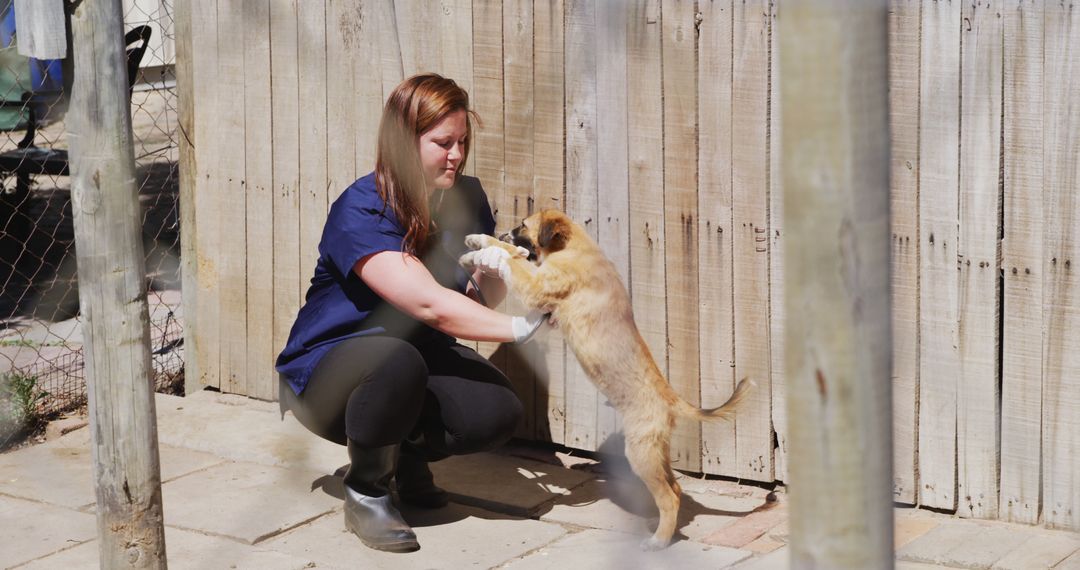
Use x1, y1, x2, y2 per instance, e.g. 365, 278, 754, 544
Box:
396, 442, 449, 509
343, 441, 420, 553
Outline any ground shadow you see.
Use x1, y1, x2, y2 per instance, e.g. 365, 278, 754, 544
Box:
308, 462, 553, 528
307, 430, 774, 542
0, 160, 179, 325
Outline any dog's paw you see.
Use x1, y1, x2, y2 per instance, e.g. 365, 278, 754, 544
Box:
464, 233, 496, 251
639, 536, 670, 551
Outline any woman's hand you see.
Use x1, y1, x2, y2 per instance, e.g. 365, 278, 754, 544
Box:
469, 245, 530, 281
511, 309, 548, 343
473, 246, 512, 280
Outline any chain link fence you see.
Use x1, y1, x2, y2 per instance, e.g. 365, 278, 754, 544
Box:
0, 0, 182, 447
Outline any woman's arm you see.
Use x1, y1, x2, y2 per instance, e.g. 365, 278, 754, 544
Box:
356, 251, 516, 342
466, 268, 508, 307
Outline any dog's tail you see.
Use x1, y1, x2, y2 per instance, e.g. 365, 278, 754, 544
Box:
675, 377, 755, 422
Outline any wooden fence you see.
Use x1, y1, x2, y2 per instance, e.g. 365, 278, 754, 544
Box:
180, 0, 1079, 531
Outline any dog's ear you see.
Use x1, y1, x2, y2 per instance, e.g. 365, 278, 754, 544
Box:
538, 214, 571, 252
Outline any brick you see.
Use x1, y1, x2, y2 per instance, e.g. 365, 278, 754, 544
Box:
895, 514, 941, 549
744, 535, 786, 554
701, 501, 788, 549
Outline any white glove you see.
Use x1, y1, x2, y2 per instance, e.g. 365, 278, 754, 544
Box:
474, 246, 513, 280
511, 309, 548, 344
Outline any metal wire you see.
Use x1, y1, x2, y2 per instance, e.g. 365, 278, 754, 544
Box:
0, 2, 182, 446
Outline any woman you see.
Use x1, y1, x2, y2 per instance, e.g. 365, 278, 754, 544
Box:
275, 74, 543, 553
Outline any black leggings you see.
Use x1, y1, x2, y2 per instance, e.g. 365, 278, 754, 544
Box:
280, 336, 523, 456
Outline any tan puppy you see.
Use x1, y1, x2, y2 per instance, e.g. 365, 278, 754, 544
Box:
460, 209, 753, 550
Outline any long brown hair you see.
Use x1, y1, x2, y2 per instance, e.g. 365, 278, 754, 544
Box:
375, 74, 479, 255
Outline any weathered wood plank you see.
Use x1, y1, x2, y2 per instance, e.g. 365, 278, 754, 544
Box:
661, 0, 701, 473
918, 0, 961, 511
297, 1, 328, 366
351, 1, 384, 182
999, 0, 1043, 526
957, 0, 1003, 520
438, 0, 474, 97
270, 0, 301, 393
216, 0, 247, 396
564, 0, 599, 451
1042, 0, 1080, 532
393, 0, 435, 75
502, 0, 536, 438
596, 0, 629, 448
698, 0, 737, 477
888, 0, 920, 506
532, 0, 567, 444
327, 0, 360, 200
378, 0, 403, 100
176, 0, 199, 395
242, 0, 276, 401
767, 0, 785, 483
732, 0, 773, 482
192, 0, 221, 390
471, 0, 505, 364
626, 0, 667, 454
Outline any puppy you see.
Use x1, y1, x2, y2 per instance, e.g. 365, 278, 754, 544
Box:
459, 209, 753, 550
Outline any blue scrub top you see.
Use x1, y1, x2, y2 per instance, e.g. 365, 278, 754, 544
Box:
275, 172, 497, 395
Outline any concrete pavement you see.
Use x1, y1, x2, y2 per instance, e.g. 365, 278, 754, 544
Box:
2, 389, 1078, 569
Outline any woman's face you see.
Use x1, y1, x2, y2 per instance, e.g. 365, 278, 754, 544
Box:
418, 109, 468, 191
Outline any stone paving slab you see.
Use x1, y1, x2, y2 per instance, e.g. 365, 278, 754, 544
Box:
261, 501, 567, 569
733, 546, 788, 569
1052, 547, 1080, 570
0, 427, 223, 510
991, 530, 1080, 570
734, 550, 958, 570
898, 520, 1035, 569
896, 563, 967, 570
938, 522, 1034, 568
504, 527, 751, 569
898, 520, 987, 565
538, 479, 655, 535
160, 460, 341, 544
19, 526, 316, 570
429, 451, 595, 517
538, 478, 766, 544
154, 392, 347, 476
0, 494, 96, 568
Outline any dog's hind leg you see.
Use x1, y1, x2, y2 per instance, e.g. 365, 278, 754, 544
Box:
624, 433, 681, 550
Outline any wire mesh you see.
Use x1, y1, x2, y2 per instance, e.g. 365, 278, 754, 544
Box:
0, 0, 182, 447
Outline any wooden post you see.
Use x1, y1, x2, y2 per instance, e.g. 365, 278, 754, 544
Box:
779, 1, 893, 568
67, 0, 167, 567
